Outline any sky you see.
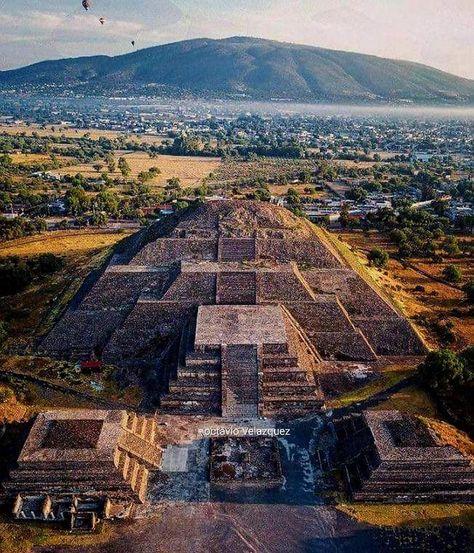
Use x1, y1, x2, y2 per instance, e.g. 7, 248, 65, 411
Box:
0, 0, 473, 79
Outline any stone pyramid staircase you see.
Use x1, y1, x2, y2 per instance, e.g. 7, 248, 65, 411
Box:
221, 344, 259, 418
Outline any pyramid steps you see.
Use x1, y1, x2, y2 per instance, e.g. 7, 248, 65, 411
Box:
222, 345, 259, 418
218, 238, 256, 262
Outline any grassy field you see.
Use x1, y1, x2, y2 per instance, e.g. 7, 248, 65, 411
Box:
337, 503, 474, 529
327, 361, 417, 409
0, 229, 131, 258
56, 152, 221, 190
373, 385, 438, 417
0, 355, 143, 409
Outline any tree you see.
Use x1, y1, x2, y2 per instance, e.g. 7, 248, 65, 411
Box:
389, 228, 407, 245
91, 212, 109, 227
442, 264, 462, 283
105, 154, 116, 173
286, 188, 301, 207
462, 280, 474, 303
252, 188, 271, 202
96, 190, 120, 216
367, 247, 389, 268
299, 169, 312, 184
138, 171, 153, 184
339, 203, 350, 229
459, 346, 474, 384
345, 187, 368, 202
442, 236, 461, 256
418, 349, 465, 390
165, 177, 181, 191
118, 157, 131, 178
66, 186, 89, 216
0, 260, 33, 296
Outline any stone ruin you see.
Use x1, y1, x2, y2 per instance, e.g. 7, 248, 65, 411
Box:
210, 436, 284, 488
334, 410, 474, 503
40, 200, 425, 418
3, 409, 162, 529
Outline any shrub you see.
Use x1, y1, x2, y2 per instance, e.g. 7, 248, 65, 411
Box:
442, 264, 462, 283
35, 253, 64, 274
0, 320, 7, 347
442, 236, 461, 256
389, 228, 407, 244
0, 260, 33, 295
367, 247, 389, 268
462, 280, 474, 303
0, 385, 14, 403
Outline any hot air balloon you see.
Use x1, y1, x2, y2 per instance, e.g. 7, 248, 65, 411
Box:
82, 0, 91, 11
99, 17, 105, 25
131, 40, 136, 47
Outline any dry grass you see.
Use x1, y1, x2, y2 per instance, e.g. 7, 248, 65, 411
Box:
336, 231, 473, 350
0, 229, 131, 258
337, 503, 474, 529
422, 417, 474, 460
0, 515, 114, 553
57, 152, 221, 189
0, 124, 164, 143
0, 383, 27, 422
8, 153, 53, 165
334, 160, 381, 169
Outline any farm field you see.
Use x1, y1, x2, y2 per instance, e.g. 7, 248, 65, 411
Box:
56, 152, 221, 189
8, 152, 58, 165
0, 123, 166, 143
0, 229, 132, 258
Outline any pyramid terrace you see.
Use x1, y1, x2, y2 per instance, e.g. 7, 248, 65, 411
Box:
39, 200, 426, 419
3, 410, 162, 528
335, 410, 474, 503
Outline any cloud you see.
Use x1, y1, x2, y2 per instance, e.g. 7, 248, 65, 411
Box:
0, 10, 143, 41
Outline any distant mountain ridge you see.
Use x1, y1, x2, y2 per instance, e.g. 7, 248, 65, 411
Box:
1, 36, 473, 104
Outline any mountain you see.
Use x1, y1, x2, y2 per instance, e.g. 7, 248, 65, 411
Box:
1, 36, 473, 104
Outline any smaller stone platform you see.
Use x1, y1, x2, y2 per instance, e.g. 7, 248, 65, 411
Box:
195, 305, 287, 349
210, 437, 283, 488
335, 410, 474, 503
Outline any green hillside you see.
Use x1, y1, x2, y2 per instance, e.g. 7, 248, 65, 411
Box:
1, 36, 473, 104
